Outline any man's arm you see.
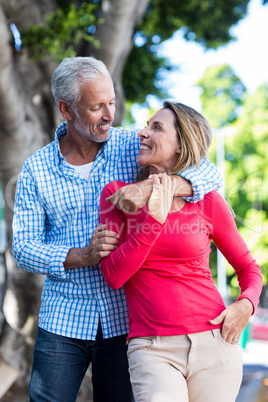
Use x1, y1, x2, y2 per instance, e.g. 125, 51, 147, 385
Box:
106, 175, 191, 213
12, 164, 71, 278
107, 158, 222, 212
179, 158, 222, 203
12, 164, 119, 276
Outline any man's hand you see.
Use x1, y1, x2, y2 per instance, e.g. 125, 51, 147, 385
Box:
64, 224, 119, 270
106, 180, 153, 212
209, 298, 253, 344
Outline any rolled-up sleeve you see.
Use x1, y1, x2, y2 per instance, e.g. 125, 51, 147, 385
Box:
12, 163, 70, 279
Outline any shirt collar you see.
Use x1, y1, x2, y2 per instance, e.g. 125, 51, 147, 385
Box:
55, 121, 67, 161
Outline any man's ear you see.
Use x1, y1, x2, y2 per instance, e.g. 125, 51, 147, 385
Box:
58, 100, 74, 120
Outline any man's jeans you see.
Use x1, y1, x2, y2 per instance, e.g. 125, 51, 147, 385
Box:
29, 323, 134, 402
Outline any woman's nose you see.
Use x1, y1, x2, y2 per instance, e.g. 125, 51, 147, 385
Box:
138, 128, 149, 138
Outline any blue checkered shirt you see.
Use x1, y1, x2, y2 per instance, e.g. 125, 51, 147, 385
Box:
12, 121, 222, 340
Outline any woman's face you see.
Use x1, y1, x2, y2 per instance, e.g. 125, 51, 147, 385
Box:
137, 108, 181, 174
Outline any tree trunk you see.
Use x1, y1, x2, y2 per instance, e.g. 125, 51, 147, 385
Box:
0, 0, 149, 389
0, 2, 50, 385
82, 0, 150, 125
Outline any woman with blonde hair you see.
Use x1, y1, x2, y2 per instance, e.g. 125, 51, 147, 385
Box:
99, 101, 262, 402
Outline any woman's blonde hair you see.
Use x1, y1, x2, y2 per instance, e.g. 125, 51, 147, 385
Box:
137, 101, 212, 181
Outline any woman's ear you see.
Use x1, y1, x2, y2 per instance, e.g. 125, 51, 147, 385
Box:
58, 100, 74, 121
176, 145, 181, 155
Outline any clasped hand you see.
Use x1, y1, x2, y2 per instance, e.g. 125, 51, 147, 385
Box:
148, 173, 176, 224
79, 174, 174, 268
64, 224, 120, 270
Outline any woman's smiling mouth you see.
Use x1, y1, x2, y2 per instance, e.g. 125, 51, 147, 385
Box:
140, 144, 151, 150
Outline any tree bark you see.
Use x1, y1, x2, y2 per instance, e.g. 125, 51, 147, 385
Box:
82, 0, 150, 125
0, 2, 49, 382
0, 0, 149, 385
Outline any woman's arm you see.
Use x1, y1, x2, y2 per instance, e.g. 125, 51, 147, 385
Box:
211, 193, 262, 310
100, 176, 174, 289
208, 192, 263, 343
99, 181, 165, 289
106, 158, 222, 213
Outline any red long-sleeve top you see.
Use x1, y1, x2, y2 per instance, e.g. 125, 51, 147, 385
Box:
100, 181, 262, 339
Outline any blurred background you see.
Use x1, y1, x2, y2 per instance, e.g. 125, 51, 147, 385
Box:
0, 0, 267, 400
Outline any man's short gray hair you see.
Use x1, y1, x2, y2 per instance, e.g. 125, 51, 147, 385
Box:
51, 56, 111, 109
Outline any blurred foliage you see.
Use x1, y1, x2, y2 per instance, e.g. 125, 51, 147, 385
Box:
225, 83, 268, 290
122, 39, 172, 104
21, 1, 102, 60
123, 0, 251, 104
122, 101, 137, 129
196, 65, 246, 128
136, 0, 250, 47
21, 0, 253, 104
122, 102, 158, 130
198, 66, 268, 297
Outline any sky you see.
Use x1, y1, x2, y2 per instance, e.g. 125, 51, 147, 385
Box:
132, 0, 268, 123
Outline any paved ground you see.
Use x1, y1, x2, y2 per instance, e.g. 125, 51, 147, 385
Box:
237, 339, 268, 402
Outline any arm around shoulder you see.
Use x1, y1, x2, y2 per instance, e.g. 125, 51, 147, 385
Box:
178, 158, 223, 203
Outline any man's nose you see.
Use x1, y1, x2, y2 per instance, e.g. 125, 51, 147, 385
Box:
103, 105, 115, 121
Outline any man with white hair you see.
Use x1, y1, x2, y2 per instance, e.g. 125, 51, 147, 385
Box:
12, 56, 222, 401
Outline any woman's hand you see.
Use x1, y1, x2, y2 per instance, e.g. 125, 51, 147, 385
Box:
209, 298, 253, 344
148, 173, 176, 224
